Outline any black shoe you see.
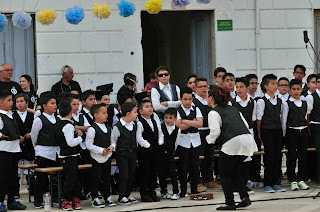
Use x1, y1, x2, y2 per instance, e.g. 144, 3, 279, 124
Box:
7, 201, 26, 210
191, 190, 200, 195
141, 195, 153, 202
150, 195, 160, 202
236, 197, 251, 208
180, 192, 186, 198
33, 200, 43, 209
216, 205, 236, 210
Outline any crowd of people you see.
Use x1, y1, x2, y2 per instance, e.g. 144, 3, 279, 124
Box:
0, 62, 319, 211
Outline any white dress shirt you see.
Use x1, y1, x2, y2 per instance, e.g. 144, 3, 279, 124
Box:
249, 92, 260, 99
86, 122, 112, 163
281, 97, 308, 136
83, 107, 94, 120
31, 112, 60, 161
300, 90, 312, 101
177, 105, 203, 148
230, 94, 257, 123
194, 93, 210, 130
0, 110, 21, 153
230, 90, 236, 99
256, 93, 281, 120
59, 118, 82, 158
306, 89, 320, 124
112, 108, 119, 127
278, 93, 289, 103
151, 82, 182, 113
17, 109, 28, 123
72, 112, 90, 150
164, 123, 181, 151
136, 115, 164, 147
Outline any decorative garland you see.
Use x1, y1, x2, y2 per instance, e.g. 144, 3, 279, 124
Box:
36, 8, 57, 25
197, 0, 211, 3
117, 0, 136, 17
65, 6, 85, 25
172, 0, 191, 7
0, 13, 8, 32
92, 2, 111, 19
145, 0, 163, 14
12, 11, 32, 29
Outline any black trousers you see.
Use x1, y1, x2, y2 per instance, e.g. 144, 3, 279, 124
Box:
261, 129, 283, 187
116, 150, 137, 200
158, 152, 179, 194
78, 148, 91, 194
219, 152, 248, 206
60, 156, 81, 201
138, 148, 159, 197
0, 151, 18, 203
90, 157, 111, 200
310, 124, 320, 181
250, 123, 262, 180
178, 145, 200, 194
199, 130, 215, 183
306, 132, 317, 180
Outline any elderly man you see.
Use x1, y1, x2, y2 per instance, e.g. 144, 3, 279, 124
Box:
51, 65, 82, 97
0, 63, 23, 97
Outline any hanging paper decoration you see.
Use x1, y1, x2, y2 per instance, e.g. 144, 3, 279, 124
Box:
92, 2, 111, 19
145, 0, 163, 14
172, 0, 191, 7
197, 0, 211, 3
118, 0, 136, 17
36, 8, 57, 25
0, 13, 8, 32
12, 11, 32, 29
65, 6, 85, 25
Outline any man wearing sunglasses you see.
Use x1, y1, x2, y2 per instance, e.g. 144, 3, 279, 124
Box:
0, 63, 23, 99
293, 65, 308, 96
151, 66, 181, 121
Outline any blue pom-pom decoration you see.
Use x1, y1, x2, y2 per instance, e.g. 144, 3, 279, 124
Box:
65, 5, 85, 25
197, 0, 211, 3
0, 13, 8, 32
172, 0, 191, 7
117, 0, 136, 17
12, 11, 32, 29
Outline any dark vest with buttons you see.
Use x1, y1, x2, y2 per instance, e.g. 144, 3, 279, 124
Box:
154, 84, 178, 120
161, 123, 179, 155
72, 113, 84, 126
231, 97, 254, 129
261, 97, 282, 130
81, 109, 95, 125
13, 112, 34, 137
115, 121, 137, 151
37, 114, 60, 146
193, 97, 211, 128
91, 123, 111, 148
310, 92, 320, 122
0, 113, 20, 141
59, 119, 79, 156
212, 105, 250, 147
138, 114, 159, 149
286, 100, 307, 128
177, 105, 198, 134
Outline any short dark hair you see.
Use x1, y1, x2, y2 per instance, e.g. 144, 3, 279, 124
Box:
236, 77, 249, 87
222, 73, 235, 81
214, 67, 227, 77
15, 93, 29, 103
164, 108, 177, 117
316, 74, 320, 81
58, 92, 72, 105
155, 66, 169, 75
70, 93, 80, 100
124, 73, 136, 86
187, 74, 197, 82
0, 91, 12, 101
90, 103, 107, 117
261, 74, 277, 90
81, 90, 95, 102
40, 92, 56, 106
194, 77, 207, 87
180, 86, 193, 98
121, 102, 137, 116
294, 64, 306, 73
59, 100, 72, 117
307, 74, 317, 83
278, 77, 289, 83
138, 99, 152, 111
149, 72, 157, 80
289, 79, 302, 89
245, 74, 258, 82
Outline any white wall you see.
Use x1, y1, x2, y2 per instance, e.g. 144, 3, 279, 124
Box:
1, 0, 319, 102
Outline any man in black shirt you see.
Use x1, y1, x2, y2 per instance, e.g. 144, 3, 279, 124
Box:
51, 65, 82, 97
0, 63, 23, 98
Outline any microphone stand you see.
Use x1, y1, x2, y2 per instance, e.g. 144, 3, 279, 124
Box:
306, 39, 320, 72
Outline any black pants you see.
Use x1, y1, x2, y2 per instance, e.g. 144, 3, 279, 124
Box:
199, 130, 215, 183
178, 145, 200, 194
306, 132, 317, 180
138, 148, 159, 197
261, 129, 283, 187
60, 156, 81, 201
310, 124, 320, 181
90, 157, 111, 200
34, 156, 59, 202
116, 150, 137, 200
0, 151, 18, 203
158, 152, 179, 194
219, 152, 248, 206
78, 148, 90, 194
250, 122, 262, 181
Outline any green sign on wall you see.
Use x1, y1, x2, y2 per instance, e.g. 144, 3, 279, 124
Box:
217, 20, 233, 31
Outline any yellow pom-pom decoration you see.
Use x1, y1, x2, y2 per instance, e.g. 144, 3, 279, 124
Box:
92, 2, 111, 19
36, 8, 56, 25
145, 0, 162, 14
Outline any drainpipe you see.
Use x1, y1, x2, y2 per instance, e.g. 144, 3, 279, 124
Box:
255, 0, 261, 90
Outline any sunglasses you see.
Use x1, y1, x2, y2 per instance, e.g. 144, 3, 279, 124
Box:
158, 73, 169, 77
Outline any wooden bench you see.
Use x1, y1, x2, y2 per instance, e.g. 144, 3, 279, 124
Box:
18, 164, 38, 202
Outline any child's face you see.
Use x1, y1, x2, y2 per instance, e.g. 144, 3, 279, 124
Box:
139, 102, 153, 117
127, 107, 138, 122
16, 97, 28, 111
187, 77, 197, 92
0, 95, 13, 111
94, 106, 108, 123
248, 78, 258, 93
99, 95, 110, 107
70, 99, 80, 113
150, 78, 158, 84
180, 93, 193, 109
164, 114, 176, 126
214, 71, 225, 87
236, 82, 247, 99
290, 84, 302, 98
278, 80, 290, 95
223, 76, 235, 91
43, 99, 57, 115
195, 81, 208, 98
307, 77, 317, 92
317, 78, 320, 90
293, 68, 306, 81
82, 94, 96, 109
265, 79, 278, 94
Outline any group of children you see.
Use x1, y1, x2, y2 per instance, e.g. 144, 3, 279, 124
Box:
0, 63, 320, 211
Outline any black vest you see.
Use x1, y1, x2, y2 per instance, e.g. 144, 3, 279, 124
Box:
115, 121, 137, 151
310, 92, 320, 122
193, 96, 211, 128
71, 113, 84, 126
231, 97, 254, 129
37, 114, 60, 146
81, 109, 95, 125
0, 113, 20, 141
212, 105, 250, 147
138, 114, 159, 149
261, 97, 282, 130
302, 83, 309, 96
154, 84, 178, 120
13, 112, 34, 137
92, 123, 111, 148
286, 100, 307, 128
177, 106, 198, 134
106, 106, 115, 128
59, 119, 79, 156
161, 123, 179, 155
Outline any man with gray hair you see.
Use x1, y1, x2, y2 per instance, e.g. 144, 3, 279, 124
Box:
0, 63, 23, 97
51, 65, 82, 97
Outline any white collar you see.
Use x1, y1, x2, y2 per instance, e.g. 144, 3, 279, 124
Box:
60, 117, 74, 124
120, 117, 134, 126
235, 94, 251, 104
194, 93, 206, 101
181, 104, 194, 111
159, 82, 171, 90
43, 112, 55, 119
83, 107, 90, 114
307, 90, 312, 95
0, 109, 11, 116
289, 96, 301, 102
278, 93, 289, 98
17, 109, 28, 115
165, 123, 176, 130
265, 93, 277, 100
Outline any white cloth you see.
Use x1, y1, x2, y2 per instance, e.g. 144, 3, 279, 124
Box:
111, 118, 139, 150
59, 118, 82, 158
230, 94, 257, 123
17, 109, 28, 123
112, 108, 119, 127
151, 82, 182, 113
82, 107, 93, 120
72, 112, 90, 126
301, 90, 312, 101
164, 123, 181, 150
0, 110, 21, 153
256, 93, 281, 120
249, 92, 260, 99
34, 110, 41, 118
194, 93, 210, 130
230, 91, 236, 99
306, 89, 320, 124
136, 115, 164, 147
278, 93, 289, 103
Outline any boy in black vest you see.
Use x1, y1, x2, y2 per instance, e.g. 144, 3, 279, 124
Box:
222, 73, 236, 99
31, 92, 60, 208
281, 79, 309, 191
0, 91, 26, 211
246, 74, 260, 99
58, 100, 83, 210
137, 100, 164, 202
256, 74, 286, 193
158, 108, 181, 200
293, 64, 308, 96
96, 90, 119, 127
175, 87, 203, 197
85, 104, 115, 208
277, 77, 290, 103
302, 74, 317, 100
111, 102, 140, 205
81, 90, 96, 125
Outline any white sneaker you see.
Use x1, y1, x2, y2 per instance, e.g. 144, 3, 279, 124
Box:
233, 192, 239, 196
118, 197, 131, 206
127, 196, 138, 204
291, 182, 299, 191
161, 192, 172, 199
171, 193, 180, 200
298, 181, 310, 190
91, 197, 105, 208
106, 196, 116, 207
